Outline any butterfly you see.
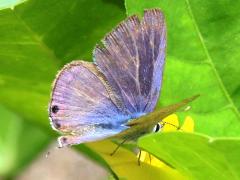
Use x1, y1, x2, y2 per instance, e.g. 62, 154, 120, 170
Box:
49, 8, 198, 148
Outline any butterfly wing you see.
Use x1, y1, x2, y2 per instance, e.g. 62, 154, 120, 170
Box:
94, 9, 166, 117
49, 61, 130, 147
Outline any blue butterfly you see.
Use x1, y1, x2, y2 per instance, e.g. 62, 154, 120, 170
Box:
49, 9, 198, 148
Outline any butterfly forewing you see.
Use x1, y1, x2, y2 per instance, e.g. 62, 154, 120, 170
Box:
94, 9, 166, 116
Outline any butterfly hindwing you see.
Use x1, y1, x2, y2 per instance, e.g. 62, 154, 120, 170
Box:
49, 61, 130, 146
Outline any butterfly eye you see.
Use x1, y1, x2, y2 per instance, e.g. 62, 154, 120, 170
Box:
153, 123, 162, 132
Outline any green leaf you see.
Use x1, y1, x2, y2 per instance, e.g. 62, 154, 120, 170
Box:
185, 0, 240, 110
0, 104, 50, 178
125, 0, 240, 137
0, 0, 26, 10
138, 132, 240, 180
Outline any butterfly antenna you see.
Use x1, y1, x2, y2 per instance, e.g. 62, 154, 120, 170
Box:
110, 138, 128, 156
161, 121, 183, 131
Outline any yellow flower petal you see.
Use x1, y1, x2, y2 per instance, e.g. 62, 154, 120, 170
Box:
140, 150, 148, 162
181, 116, 194, 132
162, 114, 179, 132
140, 151, 166, 168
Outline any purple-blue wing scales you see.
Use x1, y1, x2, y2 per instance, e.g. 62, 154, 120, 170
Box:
49, 61, 130, 147
94, 9, 166, 117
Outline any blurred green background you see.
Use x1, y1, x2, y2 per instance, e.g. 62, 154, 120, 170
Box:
0, 0, 240, 179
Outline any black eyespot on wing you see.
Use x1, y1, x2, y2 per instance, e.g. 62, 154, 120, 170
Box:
55, 122, 61, 129
62, 137, 67, 143
51, 105, 59, 114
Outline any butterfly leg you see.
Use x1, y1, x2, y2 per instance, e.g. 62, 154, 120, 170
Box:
110, 138, 128, 156
148, 153, 152, 164
138, 150, 142, 166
